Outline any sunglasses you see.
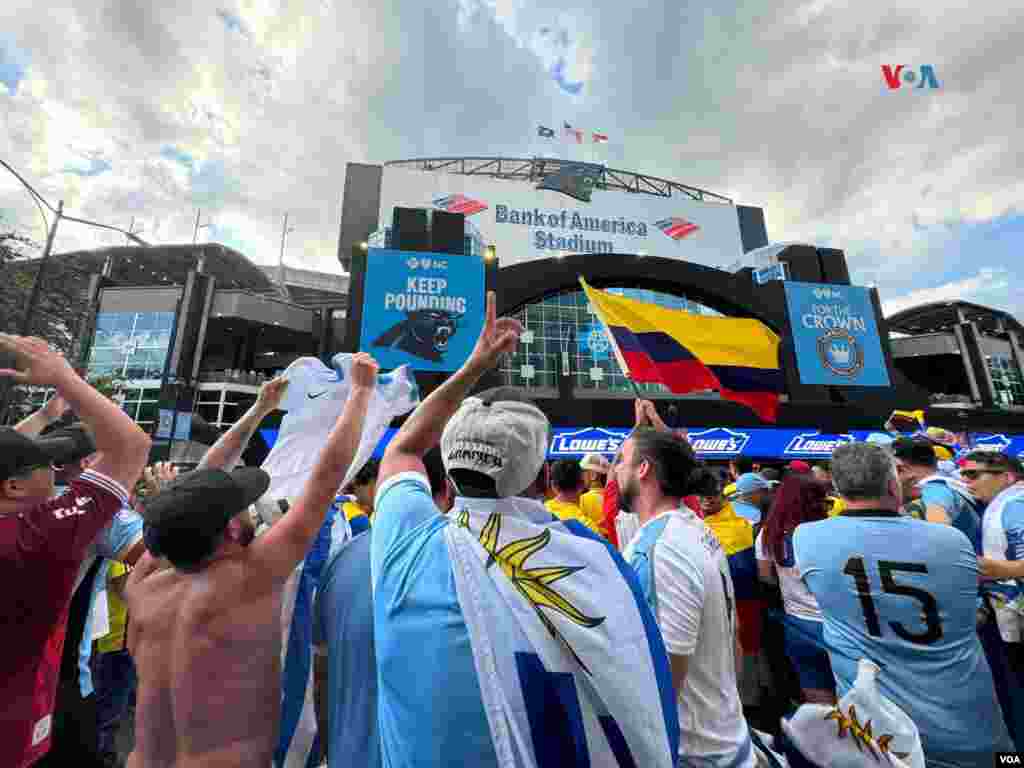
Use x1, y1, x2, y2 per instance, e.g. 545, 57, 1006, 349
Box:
959, 469, 1006, 481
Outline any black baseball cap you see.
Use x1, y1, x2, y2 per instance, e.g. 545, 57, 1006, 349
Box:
141, 467, 270, 566
0, 427, 81, 482
890, 437, 938, 467
44, 423, 96, 464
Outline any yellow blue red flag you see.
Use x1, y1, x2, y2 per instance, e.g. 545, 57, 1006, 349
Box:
579, 278, 783, 422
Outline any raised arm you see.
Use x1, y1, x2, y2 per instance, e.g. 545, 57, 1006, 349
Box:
379, 291, 522, 483
198, 376, 288, 471
14, 393, 68, 437
0, 335, 150, 491
250, 353, 378, 584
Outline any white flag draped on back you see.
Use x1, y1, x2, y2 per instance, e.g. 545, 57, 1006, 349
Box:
444, 497, 680, 768
264, 354, 419, 768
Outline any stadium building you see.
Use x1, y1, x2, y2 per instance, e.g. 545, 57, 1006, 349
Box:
7, 156, 1024, 461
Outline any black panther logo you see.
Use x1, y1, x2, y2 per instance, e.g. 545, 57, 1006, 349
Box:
372, 309, 462, 363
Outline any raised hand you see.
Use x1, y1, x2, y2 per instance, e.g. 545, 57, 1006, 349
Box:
350, 352, 380, 390
42, 393, 71, 423
142, 462, 179, 497
467, 291, 523, 373
0, 335, 75, 387
256, 376, 289, 414
634, 398, 652, 428
643, 401, 670, 432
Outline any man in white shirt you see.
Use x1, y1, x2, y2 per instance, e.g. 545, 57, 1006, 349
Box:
618, 427, 766, 767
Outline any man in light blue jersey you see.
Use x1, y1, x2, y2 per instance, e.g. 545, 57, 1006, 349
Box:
793, 442, 1011, 768
891, 437, 981, 551
373, 293, 679, 768
967, 449, 1024, 748
618, 428, 769, 768
312, 448, 451, 768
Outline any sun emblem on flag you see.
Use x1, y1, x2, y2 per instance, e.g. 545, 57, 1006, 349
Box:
461, 512, 606, 672
823, 705, 900, 762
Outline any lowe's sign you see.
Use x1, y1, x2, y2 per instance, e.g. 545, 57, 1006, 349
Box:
784, 432, 856, 457
549, 427, 628, 457
687, 428, 752, 457
257, 427, 1024, 462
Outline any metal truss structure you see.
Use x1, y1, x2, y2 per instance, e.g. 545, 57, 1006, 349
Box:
385, 157, 733, 204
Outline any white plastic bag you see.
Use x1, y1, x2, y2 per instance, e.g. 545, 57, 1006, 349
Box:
781, 659, 924, 768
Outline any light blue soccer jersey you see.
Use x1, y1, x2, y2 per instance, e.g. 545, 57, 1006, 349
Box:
75, 507, 143, 696
919, 478, 981, 553
793, 514, 1010, 768
370, 473, 498, 767
314, 531, 379, 768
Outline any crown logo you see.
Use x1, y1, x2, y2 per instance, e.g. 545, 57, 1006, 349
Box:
830, 342, 851, 364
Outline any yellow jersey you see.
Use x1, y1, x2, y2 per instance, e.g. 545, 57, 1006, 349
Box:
545, 498, 600, 534
96, 561, 130, 654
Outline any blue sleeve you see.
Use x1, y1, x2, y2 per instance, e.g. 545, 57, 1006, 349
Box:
371, 472, 441, 585
1003, 500, 1024, 562
96, 508, 144, 559
792, 526, 814, 577
350, 515, 370, 537
920, 484, 956, 517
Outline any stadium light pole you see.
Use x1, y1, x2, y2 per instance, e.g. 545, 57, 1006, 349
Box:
278, 213, 295, 298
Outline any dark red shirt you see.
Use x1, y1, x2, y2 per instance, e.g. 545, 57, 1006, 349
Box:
0, 470, 128, 768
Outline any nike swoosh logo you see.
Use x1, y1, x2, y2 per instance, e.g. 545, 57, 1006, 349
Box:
307, 391, 328, 399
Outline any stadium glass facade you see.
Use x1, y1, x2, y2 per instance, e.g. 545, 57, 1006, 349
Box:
84, 310, 177, 430
989, 353, 1024, 408
498, 288, 720, 395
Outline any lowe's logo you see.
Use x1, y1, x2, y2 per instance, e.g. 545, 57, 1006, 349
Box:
972, 434, 1013, 453
785, 432, 855, 456
688, 428, 751, 456
550, 427, 627, 456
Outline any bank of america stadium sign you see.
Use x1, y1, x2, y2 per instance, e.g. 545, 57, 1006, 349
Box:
377, 166, 747, 268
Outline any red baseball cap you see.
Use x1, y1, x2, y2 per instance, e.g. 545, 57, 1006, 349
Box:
787, 460, 811, 473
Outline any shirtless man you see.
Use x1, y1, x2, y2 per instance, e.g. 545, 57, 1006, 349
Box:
125, 352, 379, 768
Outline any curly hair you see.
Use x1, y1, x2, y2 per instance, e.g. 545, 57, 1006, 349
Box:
763, 472, 828, 563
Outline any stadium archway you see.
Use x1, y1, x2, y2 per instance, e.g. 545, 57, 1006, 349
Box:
496, 253, 786, 333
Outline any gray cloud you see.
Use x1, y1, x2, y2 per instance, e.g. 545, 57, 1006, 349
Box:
0, 0, 1019, 321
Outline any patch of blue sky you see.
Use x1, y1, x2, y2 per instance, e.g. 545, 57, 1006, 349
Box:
216, 9, 249, 37
918, 212, 1024, 286
63, 157, 112, 177
191, 158, 238, 205
160, 146, 195, 168
0, 39, 28, 94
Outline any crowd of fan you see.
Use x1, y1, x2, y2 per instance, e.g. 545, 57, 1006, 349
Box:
2, 291, 1024, 768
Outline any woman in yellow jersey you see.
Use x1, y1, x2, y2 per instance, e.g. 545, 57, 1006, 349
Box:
93, 560, 137, 765
545, 459, 601, 534
579, 453, 612, 538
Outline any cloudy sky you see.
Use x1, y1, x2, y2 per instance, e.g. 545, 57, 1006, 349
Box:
1, 0, 1020, 318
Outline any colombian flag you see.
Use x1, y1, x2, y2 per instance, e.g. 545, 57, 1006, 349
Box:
704, 503, 762, 654
579, 278, 783, 422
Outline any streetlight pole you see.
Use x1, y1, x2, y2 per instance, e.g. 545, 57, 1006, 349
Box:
278, 213, 294, 299
20, 200, 63, 335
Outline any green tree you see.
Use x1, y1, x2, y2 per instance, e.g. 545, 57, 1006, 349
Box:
1, 230, 94, 420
